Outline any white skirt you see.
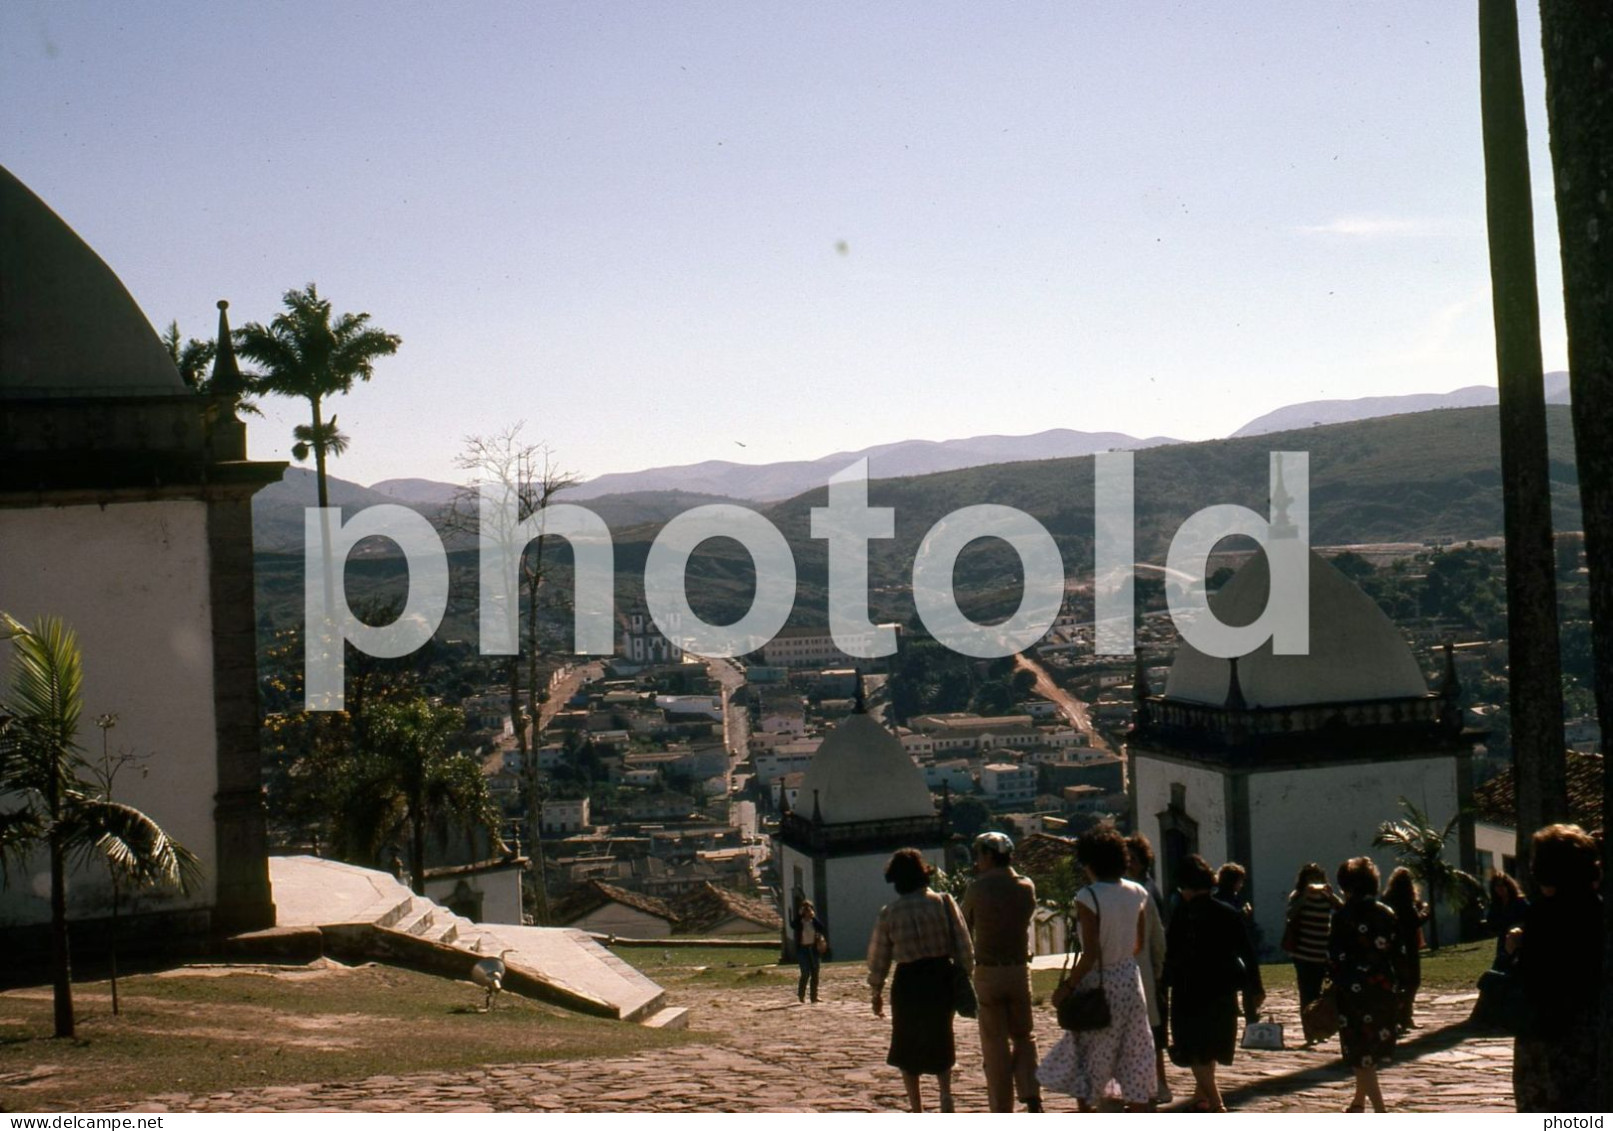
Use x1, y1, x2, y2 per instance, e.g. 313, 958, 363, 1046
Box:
1037, 958, 1156, 1105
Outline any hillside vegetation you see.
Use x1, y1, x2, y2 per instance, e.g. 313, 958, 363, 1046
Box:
255, 405, 1582, 637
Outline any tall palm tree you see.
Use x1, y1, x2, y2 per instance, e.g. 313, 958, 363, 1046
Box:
1372, 797, 1481, 950
0, 614, 200, 1039
234, 284, 400, 508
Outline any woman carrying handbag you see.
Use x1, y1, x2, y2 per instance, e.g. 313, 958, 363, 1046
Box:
1037, 827, 1156, 1110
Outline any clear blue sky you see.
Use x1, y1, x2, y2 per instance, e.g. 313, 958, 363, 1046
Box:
2, 2, 1569, 488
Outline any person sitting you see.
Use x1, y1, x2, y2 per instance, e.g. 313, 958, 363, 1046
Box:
1509, 823, 1603, 1113
1481, 871, 1528, 970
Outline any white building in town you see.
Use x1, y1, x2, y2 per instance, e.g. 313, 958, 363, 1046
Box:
773, 707, 946, 959
1128, 550, 1477, 958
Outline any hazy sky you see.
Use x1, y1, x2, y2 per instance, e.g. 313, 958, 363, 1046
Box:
3, 2, 1570, 489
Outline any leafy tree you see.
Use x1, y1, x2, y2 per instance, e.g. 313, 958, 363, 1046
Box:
235, 284, 401, 508
1371, 797, 1481, 950
1036, 855, 1086, 955
949, 795, 992, 840
0, 615, 200, 1038
333, 696, 501, 895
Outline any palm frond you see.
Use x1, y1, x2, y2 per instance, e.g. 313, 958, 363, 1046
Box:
0, 804, 46, 882
1, 614, 84, 791
60, 796, 203, 893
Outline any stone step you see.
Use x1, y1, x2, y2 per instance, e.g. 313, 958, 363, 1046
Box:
639, 1006, 690, 1030
268, 856, 669, 1024
391, 903, 436, 937
374, 895, 417, 930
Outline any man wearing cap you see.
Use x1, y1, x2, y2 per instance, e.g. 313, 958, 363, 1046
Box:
962, 831, 1043, 1113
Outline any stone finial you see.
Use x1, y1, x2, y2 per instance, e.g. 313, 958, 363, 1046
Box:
1134, 653, 1151, 703
1270, 455, 1298, 540
1225, 655, 1248, 711
811, 788, 824, 826
1438, 641, 1463, 733
853, 676, 868, 714
1439, 641, 1461, 700
209, 299, 246, 404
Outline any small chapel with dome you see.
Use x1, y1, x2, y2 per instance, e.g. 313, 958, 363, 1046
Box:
0, 164, 283, 946
1128, 548, 1480, 956
773, 692, 949, 958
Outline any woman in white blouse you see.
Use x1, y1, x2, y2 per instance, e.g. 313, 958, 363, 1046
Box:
1038, 826, 1156, 1110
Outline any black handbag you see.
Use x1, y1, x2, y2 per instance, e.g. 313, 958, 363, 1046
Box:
1472, 967, 1530, 1035
944, 893, 978, 1018
1054, 887, 1112, 1031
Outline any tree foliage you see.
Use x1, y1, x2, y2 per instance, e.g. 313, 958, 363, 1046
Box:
234, 283, 400, 508
1371, 796, 1481, 950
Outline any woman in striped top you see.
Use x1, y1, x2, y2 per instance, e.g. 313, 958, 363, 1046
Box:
1284, 861, 1341, 1039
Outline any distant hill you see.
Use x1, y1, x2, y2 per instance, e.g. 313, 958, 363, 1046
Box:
1232, 372, 1571, 437
560, 428, 1180, 501
252, 405, 1584, 636
605, 403, 1584, 627
252, 468, 747, 551
369, 477, 460, 506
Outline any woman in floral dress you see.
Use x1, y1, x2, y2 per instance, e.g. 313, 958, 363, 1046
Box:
1328, 856, 1402, 1113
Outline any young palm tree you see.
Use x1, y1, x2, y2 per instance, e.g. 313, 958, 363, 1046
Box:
1372, 797, 1481, 950
162, 315, 260, 417
234, 284, 400, 508
0, 614, 200, 1039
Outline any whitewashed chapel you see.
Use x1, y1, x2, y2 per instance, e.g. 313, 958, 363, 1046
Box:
0, 165, 282, 945
1128, 549, 1478, 954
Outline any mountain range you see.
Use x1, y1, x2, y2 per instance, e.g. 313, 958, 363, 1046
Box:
1231, 372, 1570, 436
253, 376, 1576, 547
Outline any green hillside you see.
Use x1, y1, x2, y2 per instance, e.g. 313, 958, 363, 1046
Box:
256, 404, 1582, 640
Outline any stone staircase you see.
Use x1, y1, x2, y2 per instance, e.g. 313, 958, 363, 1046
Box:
260, 856, 686, 1029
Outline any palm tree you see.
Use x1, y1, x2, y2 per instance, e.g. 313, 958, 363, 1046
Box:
161, 320, 215, 387
161, 319, 259, 416
234, 284, 400, 508
1372, 797, 1481, 950
333, 696, 501, 895
0, 614, 200, 1038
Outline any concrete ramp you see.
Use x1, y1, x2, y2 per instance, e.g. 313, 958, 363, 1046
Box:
265, 856, 674, 1024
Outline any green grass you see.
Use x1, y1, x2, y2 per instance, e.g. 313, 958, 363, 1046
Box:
612, 945, 788, 989
1029, 941, 1496, 1004
0, 962, 687, 1110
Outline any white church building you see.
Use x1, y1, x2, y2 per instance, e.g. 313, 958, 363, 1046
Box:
1, 164, 283, 948
1128, 550, 1478, 957
773, 705, 948, 959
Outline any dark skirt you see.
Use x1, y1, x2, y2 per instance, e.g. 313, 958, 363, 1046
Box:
1168, 991, 1238, 1068
1515, 1019, 1601, 1112
888, 956, 956, 1075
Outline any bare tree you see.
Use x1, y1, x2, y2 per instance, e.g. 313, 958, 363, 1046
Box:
448, 424, 579, 922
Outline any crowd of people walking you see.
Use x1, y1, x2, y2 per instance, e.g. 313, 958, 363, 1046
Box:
842, 820, 1603, 1113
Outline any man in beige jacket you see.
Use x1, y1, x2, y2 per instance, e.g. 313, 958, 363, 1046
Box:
962, 832, 1043, 1113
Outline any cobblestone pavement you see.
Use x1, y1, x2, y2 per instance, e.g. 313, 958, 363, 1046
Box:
128, 964, 1513, 1113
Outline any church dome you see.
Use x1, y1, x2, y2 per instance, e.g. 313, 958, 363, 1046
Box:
1, 164, 188, 398
1163, 550, 1428, 708
797, 712, 936, 824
